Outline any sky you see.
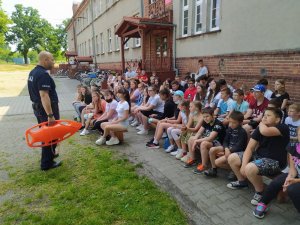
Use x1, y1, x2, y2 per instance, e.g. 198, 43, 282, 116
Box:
2, 0, 82, 26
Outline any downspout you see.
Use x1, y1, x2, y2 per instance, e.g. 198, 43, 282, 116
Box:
140, 0, 144, 17
173, 24, 178, 75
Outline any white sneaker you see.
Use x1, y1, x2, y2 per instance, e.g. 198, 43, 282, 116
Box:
162, 132, 167, 138
175, 149, 185, 159
106, 137, 120, 146
80, 129, 89, 136
128, 116, 134, 122
165, 145, 174, 153
137, 129, 148, 135
95, 136, 106, 145
170, 150, 178, 156
181, 154, 189, 163
136, 124, 143, 130
131, 120, 139, 126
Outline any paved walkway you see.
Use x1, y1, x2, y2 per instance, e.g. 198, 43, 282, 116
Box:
0, 77, 299, 225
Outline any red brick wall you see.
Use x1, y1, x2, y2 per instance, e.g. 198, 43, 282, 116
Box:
176, 50, 300, 103
98, 62, 122, 73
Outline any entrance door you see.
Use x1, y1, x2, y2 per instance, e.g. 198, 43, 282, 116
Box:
154, 33, 171, 71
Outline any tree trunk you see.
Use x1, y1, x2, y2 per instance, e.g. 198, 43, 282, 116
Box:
23, 50, 29, 64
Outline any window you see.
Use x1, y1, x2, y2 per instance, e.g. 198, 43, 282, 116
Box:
149, 0, 156, 4
162, 37, 167, 57
84, 41, 87, 56
97, 0, 101, 15
195, 0, 203, 34
100, 33, 104, 53
88, 39, 91, 55
107, 29, 112, 52
96, 35, 99, 54
135, 38, 141, 47
93, 0, 97, 18
86, 9, 89, 25
182, 0, 189, 36
124, 38, 129, 49
114, 25, 119, 51
210, 0, 220, 31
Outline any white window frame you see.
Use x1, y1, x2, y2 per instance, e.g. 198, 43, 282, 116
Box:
96, 35, 99, 54
107, 29, 112, 52
194, 0, 203, 34
135, 38, 141, 47
124, 38, 129, 49
114, 25, 120, 51
210, 0, 220, 31
100, 33, 104, 53
182, 0, 189, 36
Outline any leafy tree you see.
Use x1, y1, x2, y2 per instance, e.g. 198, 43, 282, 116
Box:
56, 18, 70, 54
6, 4, 54, 64
0, 0, 11, 45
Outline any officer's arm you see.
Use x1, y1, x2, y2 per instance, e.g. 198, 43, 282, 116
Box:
39, 90, 53, 115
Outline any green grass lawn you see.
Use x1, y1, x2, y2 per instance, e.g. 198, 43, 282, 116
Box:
0, 139, 188, 225
0, 64, 35, 72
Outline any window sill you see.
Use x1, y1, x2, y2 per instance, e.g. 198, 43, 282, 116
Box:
101, 52, 105, 55
124, 48, 129, 51
132, 46, 141, 49
177, 29, 221, 40
115, 49, 120, 52
107, 51, 113, 54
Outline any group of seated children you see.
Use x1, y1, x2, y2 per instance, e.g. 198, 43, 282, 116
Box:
72, 70, 300, 218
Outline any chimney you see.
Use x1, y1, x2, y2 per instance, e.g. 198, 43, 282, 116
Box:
72, 2, 80, 15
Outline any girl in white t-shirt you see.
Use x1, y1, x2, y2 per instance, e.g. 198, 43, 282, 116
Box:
97, 88, 131, 146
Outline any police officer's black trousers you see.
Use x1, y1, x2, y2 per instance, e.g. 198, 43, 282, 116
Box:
33, 102, 60, 170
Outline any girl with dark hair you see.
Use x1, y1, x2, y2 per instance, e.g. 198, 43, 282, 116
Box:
205, 79, 221, 109
194, 84, 206, 106
96, 88, 131, 146
94, 91, 118, 140
129, 80, 141, 106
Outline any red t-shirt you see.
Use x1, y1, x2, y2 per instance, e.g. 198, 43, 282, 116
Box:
244, 93, 256, 106
184, 87, 197, 101
249, 97, 269, 118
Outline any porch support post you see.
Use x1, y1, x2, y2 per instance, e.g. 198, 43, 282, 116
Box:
139, 29, 146, 70
121, 37, 125, 74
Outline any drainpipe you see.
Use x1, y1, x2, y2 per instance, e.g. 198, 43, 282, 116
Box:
90, 0, 97, 68
140, 0, 144, 17
173, 24, 178, 75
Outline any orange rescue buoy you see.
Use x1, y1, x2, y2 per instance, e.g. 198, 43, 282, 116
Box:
25, 120, 82, 148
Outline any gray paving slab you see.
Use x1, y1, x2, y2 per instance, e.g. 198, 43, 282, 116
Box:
0, 77, 299, 225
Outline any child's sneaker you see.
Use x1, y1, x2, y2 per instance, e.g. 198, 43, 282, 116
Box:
227, 171, 237, 181
162, 132, 167, 138
175, 149, 185, 159
181, 154, 189, 163
137, 129, 148, 135
80, 129, 89, 136
95, 136, 106, 145
253, 202, 269, 219
105, 137, 120, 146
193, 164, 206, 175
131, 120, 139, 126
170, 150, 178, 156
184, 159, 196, 168
165, 144, 175, 153
204, 168, 217, 177
146, 143, 160, 149
136, 124, 143, 130
227, 180, 248, 190
251, 193, 263, 206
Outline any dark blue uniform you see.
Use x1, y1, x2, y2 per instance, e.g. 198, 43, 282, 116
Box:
28, 65, 60, 170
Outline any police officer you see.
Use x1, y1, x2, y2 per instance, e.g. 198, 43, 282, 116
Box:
28, 51, 62, 171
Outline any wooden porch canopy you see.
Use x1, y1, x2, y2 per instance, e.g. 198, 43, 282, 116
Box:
65, 51, 78, 57
115, 16, 174, 72
75, 56, 93, 63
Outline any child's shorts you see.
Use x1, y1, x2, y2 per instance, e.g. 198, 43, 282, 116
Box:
84, 113, 94, 120
235, 151, 281, 176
